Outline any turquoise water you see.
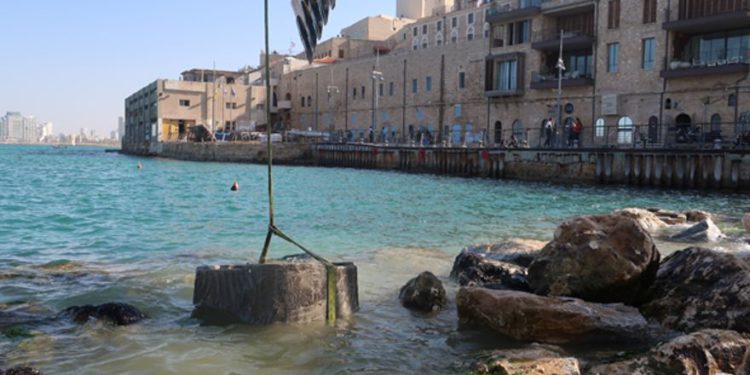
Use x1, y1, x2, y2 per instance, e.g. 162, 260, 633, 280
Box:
1, 144, 749, 374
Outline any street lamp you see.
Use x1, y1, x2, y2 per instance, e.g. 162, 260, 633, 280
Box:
371, 70, 384, 143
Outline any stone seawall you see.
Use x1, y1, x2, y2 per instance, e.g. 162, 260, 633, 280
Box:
143, 142, 314, 165
314, 144, 750, 191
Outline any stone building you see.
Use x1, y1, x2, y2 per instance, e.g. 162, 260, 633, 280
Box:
279, 0, 750, 147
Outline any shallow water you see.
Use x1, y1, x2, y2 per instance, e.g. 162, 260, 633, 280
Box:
1, 144, 748, 374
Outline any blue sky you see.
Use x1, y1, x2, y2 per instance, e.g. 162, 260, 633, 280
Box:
0, 0, 392, 135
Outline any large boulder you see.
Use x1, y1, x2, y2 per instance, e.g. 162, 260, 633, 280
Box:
450, 240, 544, 291
587, 329, 750, 375
647, 208, 688, 225
684, 210, 712, 223
64, 302, 147, 326
398, 271, 447, 312
669, 219, 724, 242
614, 208, 668, 233
457, 288, 651, 345
639, 248, 750, 333
527, 215, 660, 305
472, 345, 581, 375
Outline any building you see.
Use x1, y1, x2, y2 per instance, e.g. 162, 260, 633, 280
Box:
118, 116, 125, 140
122, 68, 267, 154
0, 111, 40, 144
280, 0, 750, 147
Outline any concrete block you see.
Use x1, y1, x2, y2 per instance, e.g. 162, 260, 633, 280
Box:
192, 260, 358, 325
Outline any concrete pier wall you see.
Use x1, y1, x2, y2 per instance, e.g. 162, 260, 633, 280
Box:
150, 142, 314, 165
313, 145, 750, 191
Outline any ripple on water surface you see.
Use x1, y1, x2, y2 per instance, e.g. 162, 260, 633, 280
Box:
1, 145, 750, 374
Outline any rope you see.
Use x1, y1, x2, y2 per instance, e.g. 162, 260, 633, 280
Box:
258, 0, 337, 325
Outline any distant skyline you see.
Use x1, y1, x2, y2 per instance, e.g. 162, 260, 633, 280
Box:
0, 0, 394, 135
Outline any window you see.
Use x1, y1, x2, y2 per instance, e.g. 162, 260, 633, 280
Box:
422, 36, 428, 49
617, 116, 634, 144
512, 120, 525, 141
468, 13, 475, 25
301, 96, 306, 107
413, 27, 418, 36
353, 88, 357, 100
436, 33, 443, 46
496, 59, 518, 91
361, 86, 365, 99
595, 118, 605, 138
426, 76, 432, 92
642, 38, 655, 70
338, 49, 345, 58
437, 20, 443, 32
412, 38, 419, 50
389, 82, 395, 96
484, 22, 490, 38
179, 99, 190, 107
710, 114, 722, 133
459, 72, 466, 89
307, 96, 312, 107
607, 43, 620, 72
687, 30, 750, 66
643, 0, 657, 24
379, 83, 384, 97
608, 0, 621, 29
508, 20, 530, 45
467, 26, 475, 41
225, 102, 237, 109
422, 24, 428, 34
452, 17, 458, 28
451, 29, 459, 43
412, 79, 418, 93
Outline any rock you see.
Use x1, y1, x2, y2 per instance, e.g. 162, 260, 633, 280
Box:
450, 240, 542, 291
640, 248, 750, 333
398, 271, 447, 312
669, 219, 724, 242
457, 288, 650, 345
64, 302, 147, 326
684, 210, 712, 223
0, 368, 45, 375
587, 329, 750, 375
527, 215, 660, 305
472, 344, 581, 375
647, 208, 688, 225
744, 213, 750, 233
615, 208, 668, 233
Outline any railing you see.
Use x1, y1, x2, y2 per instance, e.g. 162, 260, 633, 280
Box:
486, 0, 544, 17
668, 48, 749, 70
532, 28, 594, 44
531, 70, 593, 82
676, 0, 750, 21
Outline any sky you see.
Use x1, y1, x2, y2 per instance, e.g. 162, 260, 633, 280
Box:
0, 0, 392, 136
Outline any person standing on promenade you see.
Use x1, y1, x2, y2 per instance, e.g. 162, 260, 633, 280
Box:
544, 118, 554, 148
572, 118, 583, 148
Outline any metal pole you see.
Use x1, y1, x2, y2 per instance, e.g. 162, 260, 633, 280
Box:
556, 29, 564, 149
259, 0, 274, 263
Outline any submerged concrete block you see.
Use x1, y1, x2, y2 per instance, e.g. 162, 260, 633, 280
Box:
192, 260, 358, 325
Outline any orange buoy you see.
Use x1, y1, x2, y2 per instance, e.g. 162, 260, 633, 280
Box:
231, 181, 240, 191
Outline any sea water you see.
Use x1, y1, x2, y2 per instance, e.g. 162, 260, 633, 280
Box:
1, 144, 748, 374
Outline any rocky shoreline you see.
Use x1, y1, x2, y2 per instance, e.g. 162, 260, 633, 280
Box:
401, 208, 750, 375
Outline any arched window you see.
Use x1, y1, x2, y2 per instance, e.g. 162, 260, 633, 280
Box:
617, 116, 634, 145
421, 36, 429, 49
435, 33, 443, 46
412, 38, 419, 50
467, 26, 475, 41
512, 120, 524, 141
710, 114, 722, 133
494, 121, 503, 145
648, 116, 659, 143
483, 22, 490, 38
595, 118, 605, 138
451, 29, 459, 43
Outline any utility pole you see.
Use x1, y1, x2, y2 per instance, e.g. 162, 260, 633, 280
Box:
556, 29, 565, 148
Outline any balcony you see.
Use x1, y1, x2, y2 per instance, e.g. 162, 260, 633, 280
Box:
663, 0, 750, 33
531, 29, 594, 51
540, 0, 595, 16
486, 0, 544, 24
529, 71, 594, 89
485, 88, 524, 97
661, 59, 749, 79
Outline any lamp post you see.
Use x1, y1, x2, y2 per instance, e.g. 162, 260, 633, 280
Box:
371, 70, 384, 143
555, 29, 565, 148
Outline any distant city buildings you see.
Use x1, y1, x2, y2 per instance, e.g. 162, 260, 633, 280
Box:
0, 111, 118, 145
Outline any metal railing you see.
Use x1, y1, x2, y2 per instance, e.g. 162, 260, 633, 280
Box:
675, 0, 750, 21
486, 0, 544, 17
669, 48, 749, 70
532, 28, 594, 44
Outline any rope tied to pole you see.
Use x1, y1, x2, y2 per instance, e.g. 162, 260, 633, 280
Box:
259, 0, 338, 325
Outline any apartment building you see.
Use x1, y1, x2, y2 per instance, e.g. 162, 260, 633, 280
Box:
281, 0, 749, 146
123, 69, 266, 154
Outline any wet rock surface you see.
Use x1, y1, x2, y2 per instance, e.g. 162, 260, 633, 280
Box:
457, 288, 651, 345
472, 344, 581, 375
0, 368, 45, 375
639, 247, 750, 333
684, 210, 712, 223
63, 302, 147, 326
647, 208, 688, 225
669, 219, 724, 242
527, 214, 660, 305
587, 329, 750, 375
399, 271, 447, 312
615, 208, 669, 233
450, 240, 544, 292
